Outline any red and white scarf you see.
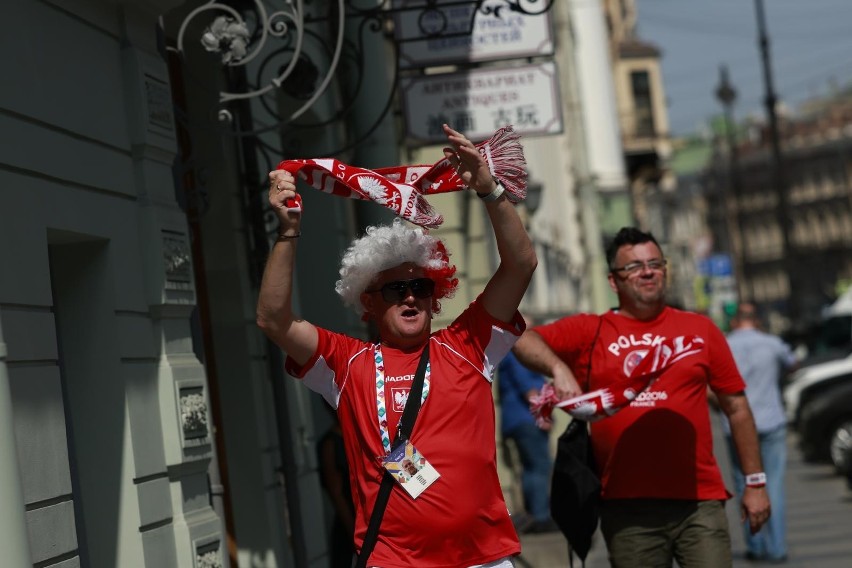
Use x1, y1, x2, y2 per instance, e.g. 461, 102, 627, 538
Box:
276, 126, 527, 228
530, 335, 706, 424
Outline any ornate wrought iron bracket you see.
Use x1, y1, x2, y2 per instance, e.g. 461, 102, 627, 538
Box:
166, 0, 554, 148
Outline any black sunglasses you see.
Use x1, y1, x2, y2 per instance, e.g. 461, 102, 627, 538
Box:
366, 278, 435, 303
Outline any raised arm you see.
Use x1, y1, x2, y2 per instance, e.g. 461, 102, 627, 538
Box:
442, 124, 537, 323
256, 170, 318, 366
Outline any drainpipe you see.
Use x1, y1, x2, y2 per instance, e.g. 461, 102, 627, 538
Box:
224, 64, 310, 568
161, 27, 236, 568
0, 325, 33, 566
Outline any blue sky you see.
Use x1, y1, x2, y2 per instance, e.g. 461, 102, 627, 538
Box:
635, 0, 852, 137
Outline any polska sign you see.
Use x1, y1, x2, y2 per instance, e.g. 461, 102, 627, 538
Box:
400, 61, 563, 144
393, 0, 554, 68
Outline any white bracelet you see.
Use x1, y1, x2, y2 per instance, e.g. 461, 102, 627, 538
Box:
745, 472, 766, 487
476, 179, 506, 203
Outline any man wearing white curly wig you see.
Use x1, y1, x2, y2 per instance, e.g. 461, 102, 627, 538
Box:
257, 124, 537, 568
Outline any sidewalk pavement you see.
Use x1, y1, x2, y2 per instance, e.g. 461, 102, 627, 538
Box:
515, 411, 852, 567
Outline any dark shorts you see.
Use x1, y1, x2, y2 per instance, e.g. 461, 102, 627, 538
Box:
600, 499, 732, 568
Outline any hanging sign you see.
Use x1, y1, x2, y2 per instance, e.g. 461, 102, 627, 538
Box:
393, 0, 554, 68
401, 61, 563, 144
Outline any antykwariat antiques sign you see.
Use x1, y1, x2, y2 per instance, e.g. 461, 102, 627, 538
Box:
401, 61, 563, 144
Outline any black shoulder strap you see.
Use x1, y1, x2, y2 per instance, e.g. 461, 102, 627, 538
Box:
355, 343, 430, 568
395, 343, 429, 448
585, 316, 603, 390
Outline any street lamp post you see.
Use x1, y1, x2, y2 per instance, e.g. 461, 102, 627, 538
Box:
754, 0, 799, 327
714, 65, 747, 301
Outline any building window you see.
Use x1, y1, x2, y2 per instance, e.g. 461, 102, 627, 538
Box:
630, 70, 655, 137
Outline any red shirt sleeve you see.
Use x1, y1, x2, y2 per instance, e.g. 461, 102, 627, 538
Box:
704, 318, 746, 394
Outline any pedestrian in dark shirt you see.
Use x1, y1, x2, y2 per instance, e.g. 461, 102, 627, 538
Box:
317, 411, 355, 568
498, 326, 558, 535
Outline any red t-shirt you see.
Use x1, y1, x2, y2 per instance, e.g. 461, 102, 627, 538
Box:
535, 307, 744, 500
286, 300, 523, 568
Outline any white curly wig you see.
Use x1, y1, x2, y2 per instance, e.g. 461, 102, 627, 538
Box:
335, 218, 458, 316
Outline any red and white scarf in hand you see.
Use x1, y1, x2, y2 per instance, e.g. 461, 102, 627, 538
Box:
275, 126, 527, 228
530, 335, 706, 425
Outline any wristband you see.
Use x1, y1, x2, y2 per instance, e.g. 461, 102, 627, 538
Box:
745, 472, 766, 488
476, 179, 506, 203
277, 232, 301, 241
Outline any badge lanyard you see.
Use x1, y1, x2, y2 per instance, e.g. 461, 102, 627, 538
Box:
357, 344, 434, 568
374, 344, 430, 454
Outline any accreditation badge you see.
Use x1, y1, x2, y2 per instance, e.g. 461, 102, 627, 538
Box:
382, 440, 440, 499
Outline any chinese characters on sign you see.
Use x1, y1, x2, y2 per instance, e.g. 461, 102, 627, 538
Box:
401, 62, 563, 143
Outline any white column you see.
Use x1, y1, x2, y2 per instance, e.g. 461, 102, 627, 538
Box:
570, 0, 628, 192
0, 325, 33, 566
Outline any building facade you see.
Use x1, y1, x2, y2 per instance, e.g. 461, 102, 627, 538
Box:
604, 0, 675, 237
2, 1, 225, 566
704, 94, 852, 331
2, 1, 651, 566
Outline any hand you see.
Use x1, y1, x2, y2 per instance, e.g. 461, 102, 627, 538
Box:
526, 389, 554, 431
552, 365, 583, 401
741, 486, 771, 534
268, 170, 302, 232
441, 124, 494, 195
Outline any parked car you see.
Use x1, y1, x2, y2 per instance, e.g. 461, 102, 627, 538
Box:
846, 450, 852, 490
783, 354, 852, 425
793, 378, 852, 472
783, 291, 852, 473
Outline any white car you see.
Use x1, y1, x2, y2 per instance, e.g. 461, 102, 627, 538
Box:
783, 353, 852, 471
783, 353, 852, 425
